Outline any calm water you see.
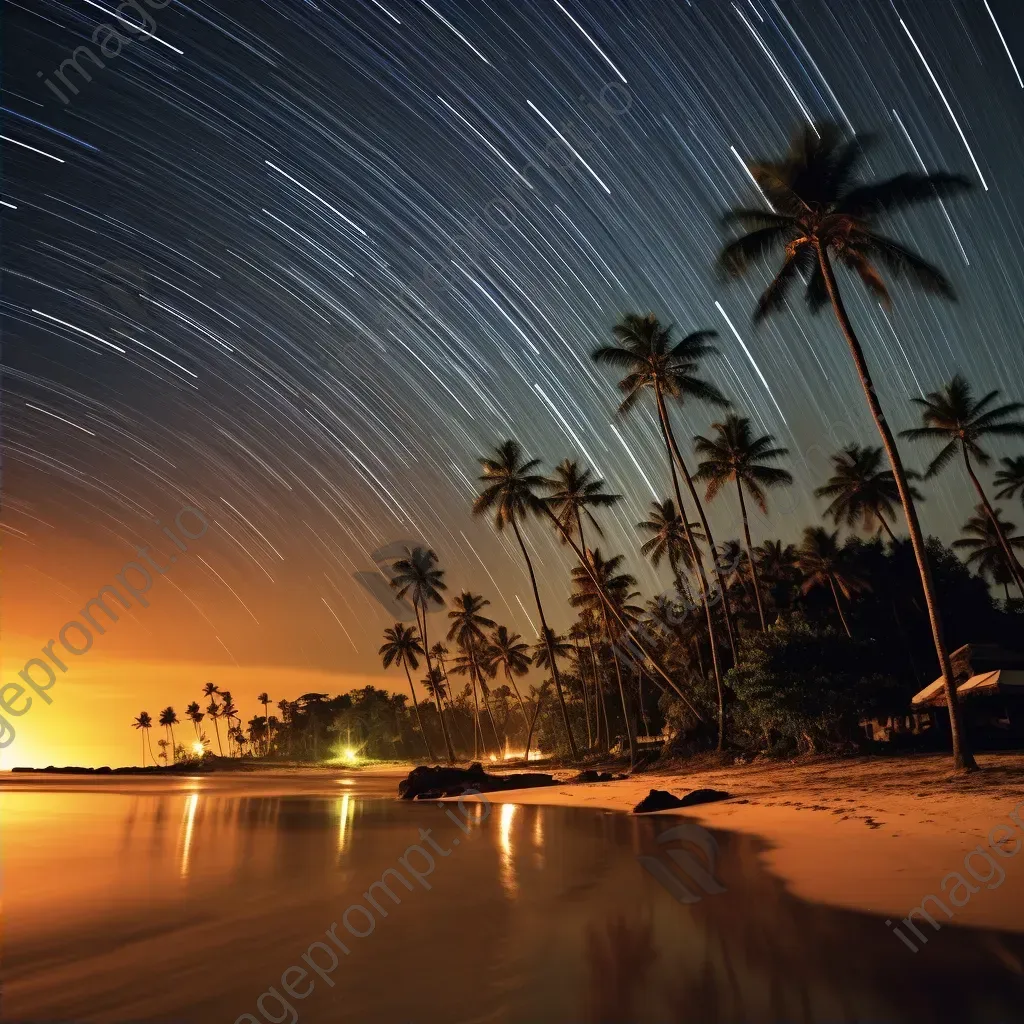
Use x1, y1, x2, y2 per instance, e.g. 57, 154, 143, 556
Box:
3, 771, 1024, 1024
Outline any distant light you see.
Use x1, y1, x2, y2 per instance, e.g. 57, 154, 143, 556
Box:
343, 748, 359, 763
192, 742, 205, 756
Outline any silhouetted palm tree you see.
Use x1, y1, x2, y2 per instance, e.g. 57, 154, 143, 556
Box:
594, 313, 732, 748
483, 625, 532, 729
391, 546, 455, 762
796, 527, 870, 637
132, 711, 155, 766
636, 498, 703, 603
185, 701, 204, 744
202, 682, 224, 756
219, 691, 239, 757
474, 440, 578, 760
719, 122, 975, 769
544, 458, 621, 551
694, 413, 792, 630
815, 444, 922, 543
380, 623, 434, 760
447, 592, 500, 758
257, 692, 272, 755
158, 706, 179, 764
996, 456, 1024, 510
953, 505, 1024, 600
901, 374, 1024, 591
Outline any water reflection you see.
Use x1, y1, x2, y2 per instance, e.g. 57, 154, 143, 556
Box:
499, 802, 517, 896
178, 791, 199, 878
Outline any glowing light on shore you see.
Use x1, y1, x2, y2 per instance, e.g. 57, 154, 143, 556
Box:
192, 742, 205, 756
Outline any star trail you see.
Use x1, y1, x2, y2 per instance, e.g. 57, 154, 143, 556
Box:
3, 0, 1023, 699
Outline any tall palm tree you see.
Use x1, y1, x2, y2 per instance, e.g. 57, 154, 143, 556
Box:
132, 711, 155, 766
257, 692, 272, 756
796, 527, 870, 637
996, 456, 1024, 510
202, 682, 224, 756
694, 413, 792, 631
636, 498, 702, 603
447, 592, 500, 758
379, 623, 434, 760
815, 444, 922, 543
219, 691, 239, 757
719, 122, 975, 769
483, 625, 532, 730
391, 547, 455, 763
544, 458, 621, 551
901, 374, 1024, 592
594, 313, 732, 749
474, 440, 578, 760
158, 706, 179, 764
953, 505, 1024, 600
429, 641, 464, 735
185, 701, 204, 743
570, 548, 641, 765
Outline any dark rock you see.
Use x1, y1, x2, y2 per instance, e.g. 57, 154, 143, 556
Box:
570, 769, 625, 783
398, 763, 556, 800
632, 787, 732, 813
679, 788, 731, 807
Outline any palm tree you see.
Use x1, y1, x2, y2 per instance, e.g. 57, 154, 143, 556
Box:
447, 592, 500, 758
473, 440, 579, 760
796, 527, 869, 637
429, 642, 464, 733
219, 691, 239, 756
185, 701, 204, 743
996, 456, 1024, 510
132, 711, 155, 766
257, 692, 272, 755
815, 444, 923, 543
379, 623, 434, 760
544, 458, 621, 551
694, 413, 792, 631
594, 313, 732, 749
391, 546, 455, 763
482, 625, 532, 730
953, 505, 1024, 600
719, 122, 975, 769
201, 682, 224, 756
158, 706, 179, 764
901, 374, 1024, 592
636, 498, 702, 603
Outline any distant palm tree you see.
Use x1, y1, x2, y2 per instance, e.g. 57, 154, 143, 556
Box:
132, 711, 155, 766
380, 623, 434, 760
201, 682, 224, 756
901, 374, 1024, 592
157, 738, 169, 764
257, 692, 272, 755
719, 122, 975, 769
544, 458, 621, 551
996, 456, 1024, 510
158, 706, 179, 764
694, 413, 792, 631
429, 642, 463, 729
594, 313, 732, 749
815, 444, 922, 543
219, 691, 239, 756
483, 625, 532, 729
247, 716, 267, 752
391, 547, 455, 763
953, 505, 1024, 600
474, 440, 578, 760
185, 701, 204, 742
447, 592, 500, 758
636, 498, 703, 603
796, 527, 870, 637
421, 667, 448, 703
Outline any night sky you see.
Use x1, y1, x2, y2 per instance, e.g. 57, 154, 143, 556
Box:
3, 0, 1023, 759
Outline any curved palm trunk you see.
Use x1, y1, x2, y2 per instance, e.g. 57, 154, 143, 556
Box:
599, 600, 636, 767
436, 655, 470, 750
511, 517, 579, 761
736, 479, 768, 631
169, 724, 177, 763
963, 448, 1024, 592
468, 637, 501, 755
524, 682, 549, 758
503, 665, 531, 736
816, 242, 975, 770
827, 576, 852, 637
403, 662, 434, 760
212, 715, 223, 756
146, 731, 157, 766
654, 392, 726, 749
877, 514, 898, 545
140, 732, 146, 766
572, 636, 593, 749
581, 618, 608, 750
417, 605, 455, 763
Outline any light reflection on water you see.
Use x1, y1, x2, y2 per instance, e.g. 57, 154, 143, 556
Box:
2, 772, 1024, 1023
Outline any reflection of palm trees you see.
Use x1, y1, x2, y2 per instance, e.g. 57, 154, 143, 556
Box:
583, 914, 656, 1024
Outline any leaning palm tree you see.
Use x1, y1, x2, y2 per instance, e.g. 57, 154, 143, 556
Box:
995, 456, 1024, 510
719, 122, 975, 769
132, 711, 155, 766
483, 625, 532, 730
694, 413, 792, 631
158, 706, 179, 764
447, 592, 500, 758
379, 623, 434, 760
202, 682, 224, 756
953, 505, 1024, 600
219, 691, 239, 757
544, 458, 622, 551
796, 527, 870, 637
391, 547, 455, 762
636, 498, 703, 603
256, 692, 272, 756
815, 444, 923, 543
901, 374, 1024, 592
473, 440, 579, 760
594, 313, 732, 749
